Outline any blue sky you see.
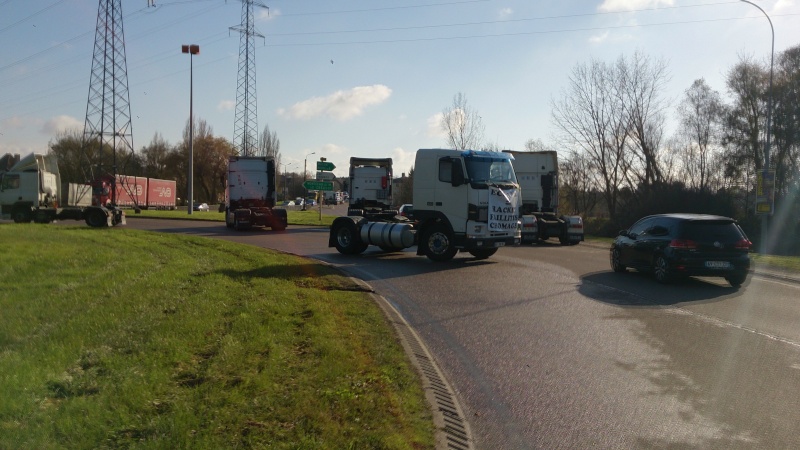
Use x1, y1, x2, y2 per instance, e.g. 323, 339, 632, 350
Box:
2, 0, 799, 178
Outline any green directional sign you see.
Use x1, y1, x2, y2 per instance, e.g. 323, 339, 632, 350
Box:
303, 180, 333, 191
316, 161, 335, 171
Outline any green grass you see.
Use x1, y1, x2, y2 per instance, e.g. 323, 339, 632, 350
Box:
131, 208, 336, 227
0, 225, 433, 449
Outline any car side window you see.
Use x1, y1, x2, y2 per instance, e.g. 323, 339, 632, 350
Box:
628, 218, 654, 236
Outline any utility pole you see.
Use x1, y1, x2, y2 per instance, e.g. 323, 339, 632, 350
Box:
230, 0, 268, 157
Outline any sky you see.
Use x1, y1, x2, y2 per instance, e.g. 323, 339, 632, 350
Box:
1, 0, 799, 178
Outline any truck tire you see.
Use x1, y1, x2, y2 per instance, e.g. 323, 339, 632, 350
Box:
225, 209, 234, 229
423, 223, 458, 262
332, 221, 368, 255
468, 248, 498, 260
84, 209, 108, 228
12, 208, 32, 223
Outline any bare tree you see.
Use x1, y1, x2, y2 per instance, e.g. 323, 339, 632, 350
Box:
259, 123, 281, 163
674, 78, 725, 191
551, 58, 632, 221
621, 52, 670, 190
140, 133, 172, 180
441, 92, 485, 150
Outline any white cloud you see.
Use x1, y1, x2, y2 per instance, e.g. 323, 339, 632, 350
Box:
258, 7, 280, 21
426, 112, 445, 138
320, 143, 345, 155
597, 0, 673, 13
499, 8, 513, 19
278, 85, 392, 121
589, 31, 610, 44
391, 147, 416, 174
41, 115, 81, 135
774, 0, 795, 12
2, 116, 29, 130
218, 99, 235, 111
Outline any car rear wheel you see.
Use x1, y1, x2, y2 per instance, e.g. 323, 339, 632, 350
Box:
726, 273, 747, 287
654, 255, 673, 283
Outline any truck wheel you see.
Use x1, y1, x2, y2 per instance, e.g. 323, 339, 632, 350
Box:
333, 221, 368, 255
84, 209, 108, 228
468, 248, 498, 260
423, 223, 457, 262
12, 208, 32, 223
225, 209, 234, 229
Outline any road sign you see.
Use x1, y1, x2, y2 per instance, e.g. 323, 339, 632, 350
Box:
303, 180, 333, 191
316, 161, 336, 171
316, 171, 336, 181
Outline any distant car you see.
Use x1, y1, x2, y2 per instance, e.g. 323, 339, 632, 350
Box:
398, 204, 413, 219
610, 213, 752, 286
193, 202, 209, 211
305, 199, 316, 206
280, 200, 295, 206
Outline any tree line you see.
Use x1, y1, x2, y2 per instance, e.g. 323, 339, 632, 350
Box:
48, 120, 296, 205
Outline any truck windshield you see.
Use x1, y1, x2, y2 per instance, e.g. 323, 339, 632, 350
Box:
464, 155, 517, 188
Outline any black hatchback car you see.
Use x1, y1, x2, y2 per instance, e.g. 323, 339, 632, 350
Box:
610, 213, 752, 286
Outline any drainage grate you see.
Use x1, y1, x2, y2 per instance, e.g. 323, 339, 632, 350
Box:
373, 294, 474, 450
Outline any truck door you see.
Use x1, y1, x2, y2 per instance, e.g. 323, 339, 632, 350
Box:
435, 157, 468, 233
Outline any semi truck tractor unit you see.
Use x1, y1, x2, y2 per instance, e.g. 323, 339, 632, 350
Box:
503, 150, 583, 245
0, 153, 125, 227
346, 157, 396, 220
330, 149, 521, 261
225, 155, 287, 231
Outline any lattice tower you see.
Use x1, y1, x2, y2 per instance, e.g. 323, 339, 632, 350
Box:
230, 0, 267, 157
82, 0, 134, 180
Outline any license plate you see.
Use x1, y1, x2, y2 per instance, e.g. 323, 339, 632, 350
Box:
705, 261, 731, 269
494, 242, 505, 248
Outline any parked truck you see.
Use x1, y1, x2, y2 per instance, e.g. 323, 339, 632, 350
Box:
502, 150, 583, 245
0, 153, 125, 227
224, 155, 287, 231
330, 149, 521, 261
346, 157, 396, 220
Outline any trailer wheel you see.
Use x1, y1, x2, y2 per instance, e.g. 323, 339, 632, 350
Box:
84, 209, 108, 228
333, 221, 368, 255
468, 248, 498, 260
423, 223, 457, 262
12, 208, 32, 223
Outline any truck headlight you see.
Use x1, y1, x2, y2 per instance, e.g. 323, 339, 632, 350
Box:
468, 203, 488, 222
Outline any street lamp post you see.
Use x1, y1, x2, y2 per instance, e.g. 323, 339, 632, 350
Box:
282, 163, 295, 202
739, 0, 774, 254
181, 44, 199, 215
302, 152, 316, 211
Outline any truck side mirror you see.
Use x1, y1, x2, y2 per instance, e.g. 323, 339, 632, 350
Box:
451, 161, 465, 187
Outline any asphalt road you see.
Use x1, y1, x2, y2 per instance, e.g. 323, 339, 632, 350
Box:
125, 216, 800, 449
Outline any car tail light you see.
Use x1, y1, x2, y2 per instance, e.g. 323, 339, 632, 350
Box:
734, 239, 752, 250
669, 239, 697, 249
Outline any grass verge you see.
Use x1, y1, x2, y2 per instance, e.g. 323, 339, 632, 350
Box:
131, 208, 336, 227
0, 225, 433, 449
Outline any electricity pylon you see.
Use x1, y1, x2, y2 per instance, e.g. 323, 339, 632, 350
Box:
82, 0, 134, 182
230, 0, 268, 157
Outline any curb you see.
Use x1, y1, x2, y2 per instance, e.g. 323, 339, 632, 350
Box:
356, 278, 474, 450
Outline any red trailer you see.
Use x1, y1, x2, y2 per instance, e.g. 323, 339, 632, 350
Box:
115, 174, 148, 208
147, 178, 176, 210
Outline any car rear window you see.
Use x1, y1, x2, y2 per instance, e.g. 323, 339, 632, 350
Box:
681, 221, 743, 242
